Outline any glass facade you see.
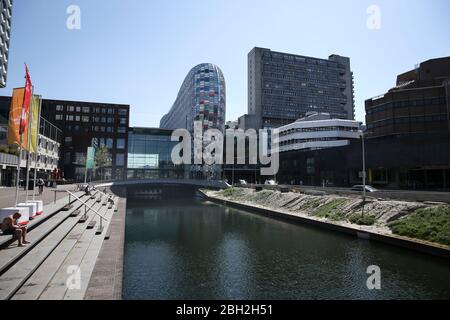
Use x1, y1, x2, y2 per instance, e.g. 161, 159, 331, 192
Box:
127, 128, 184, 179
160, 63, 226, 134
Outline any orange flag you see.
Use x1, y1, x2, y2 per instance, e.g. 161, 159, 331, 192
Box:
8, 88, 29, 150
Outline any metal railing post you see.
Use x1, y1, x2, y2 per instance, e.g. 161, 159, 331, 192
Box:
66, 190, 109, 223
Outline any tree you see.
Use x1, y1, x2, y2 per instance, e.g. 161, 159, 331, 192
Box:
94, 146, 112, 181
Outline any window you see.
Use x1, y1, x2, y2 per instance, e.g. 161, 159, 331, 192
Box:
82, 107, 90, 113
65, 136, 72, 144
56, 105, 64, 111
117, 138, 125, 149
119, 118, 127, 125
64, 152, 71, 165
76, 106, 81, 112
75, 115, 80, 122
117, 127, 126, 133
55, 114, 63, 121
82, 116, 89, 122
118, 109, 128, 116
116, 153, 125, 166
66, 115, 74, 121
68, 106, 75, 112
106, 138, 113, 149
75, 152, 86, 165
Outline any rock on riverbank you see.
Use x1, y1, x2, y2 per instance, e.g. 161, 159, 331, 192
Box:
205, 187, 450, 246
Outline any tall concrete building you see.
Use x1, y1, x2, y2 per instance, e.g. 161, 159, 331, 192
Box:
248, 47, 355, 129
0, 0, 13, 88
160, 63, 226, 134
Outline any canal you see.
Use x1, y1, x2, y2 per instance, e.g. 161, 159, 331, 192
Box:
122, 191, 450, 300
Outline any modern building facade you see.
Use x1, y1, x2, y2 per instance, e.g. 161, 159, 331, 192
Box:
248, 47, 355, 129
277, 131, 450, 190
365, 57, 450, 138
0, 116, 61, 187
0, 0, 12, 88
38, 99, 130, 182
277, 112, 361, 153
160, 63, 226, 134
127, 127, 184, 180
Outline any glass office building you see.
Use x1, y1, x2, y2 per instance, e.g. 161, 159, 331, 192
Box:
160, 63, 226, 133
127, 127, 184, 180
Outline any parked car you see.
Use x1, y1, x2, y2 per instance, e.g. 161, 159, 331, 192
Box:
351, 185, 378, 192
238, 179, 247, 186
265, 180, 278, 186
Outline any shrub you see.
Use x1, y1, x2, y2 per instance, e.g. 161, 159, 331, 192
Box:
313, 198, 348, 221
221, 187, 241, 198
389, 206, 450, 246
349, 214, 376, 226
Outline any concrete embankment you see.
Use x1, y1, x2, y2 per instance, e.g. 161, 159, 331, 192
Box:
85, 186, 127, 300
200, 188, 450, 260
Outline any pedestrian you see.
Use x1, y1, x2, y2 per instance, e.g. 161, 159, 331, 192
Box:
1, 213, 31, 247
37, 178, 45, 196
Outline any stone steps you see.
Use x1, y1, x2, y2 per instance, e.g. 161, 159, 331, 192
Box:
0, 196, 101, 300
0, 192, 89, 276
0, 192, 87, 249
38, 204, 114, 300
0, 196, 100, 300
10, 201, 103, 300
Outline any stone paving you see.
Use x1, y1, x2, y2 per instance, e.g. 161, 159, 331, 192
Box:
0, 184, 79, 209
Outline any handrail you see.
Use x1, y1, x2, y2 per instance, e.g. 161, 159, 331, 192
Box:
92, 187, 112, 199
66, 190, 109, 223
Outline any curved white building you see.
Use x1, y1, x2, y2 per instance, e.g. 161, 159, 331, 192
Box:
277, 112, 361, 153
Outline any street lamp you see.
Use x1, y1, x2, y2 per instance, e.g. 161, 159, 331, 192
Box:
359, 129, 367, 217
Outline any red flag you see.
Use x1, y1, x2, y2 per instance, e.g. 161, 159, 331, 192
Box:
20, 64, 33, 135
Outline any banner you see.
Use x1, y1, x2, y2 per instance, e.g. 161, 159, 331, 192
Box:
20, 64, 33, 135
8, 88, 29, 150
86, 147, 95, 169
30, 95, 40, 154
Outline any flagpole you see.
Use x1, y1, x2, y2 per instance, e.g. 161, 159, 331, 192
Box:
15, 64, 33, 206
14, 137, 23, 206
25, 88, 35, 201
33, 96, 42, 201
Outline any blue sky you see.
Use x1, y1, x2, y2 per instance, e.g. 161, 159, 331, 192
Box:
2, 0, 449, 126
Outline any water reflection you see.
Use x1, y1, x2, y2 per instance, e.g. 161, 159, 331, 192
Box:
123, 196, 450, 300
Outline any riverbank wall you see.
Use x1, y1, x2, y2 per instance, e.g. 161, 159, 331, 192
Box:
200, 190, 450, 260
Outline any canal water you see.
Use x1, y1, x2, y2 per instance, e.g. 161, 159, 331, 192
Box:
122, 192, 450, 300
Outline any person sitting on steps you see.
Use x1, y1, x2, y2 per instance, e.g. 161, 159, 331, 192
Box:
1, 213, 31, 247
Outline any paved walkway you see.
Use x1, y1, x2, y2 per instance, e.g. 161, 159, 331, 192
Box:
85, 196, 126, 300
0, 184, 79, 208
